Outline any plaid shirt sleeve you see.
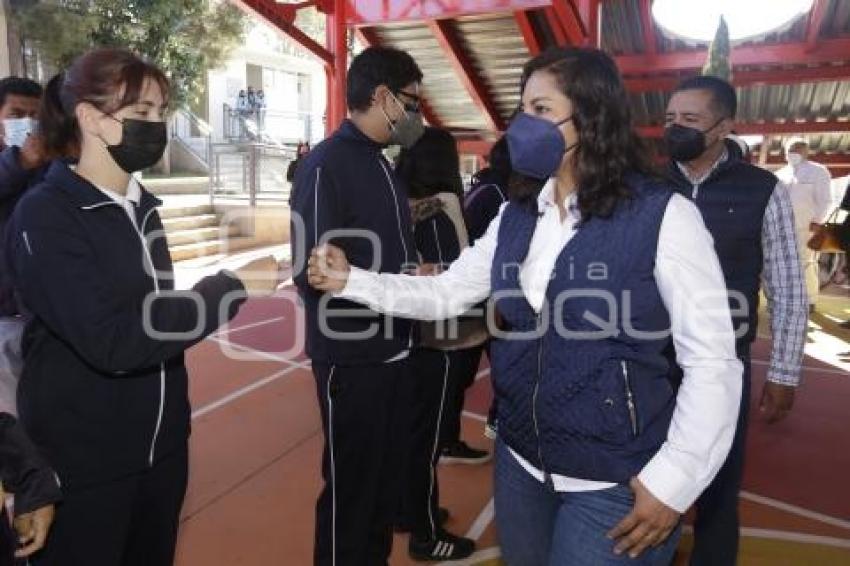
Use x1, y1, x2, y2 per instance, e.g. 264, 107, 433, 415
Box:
761, 181, 808, 386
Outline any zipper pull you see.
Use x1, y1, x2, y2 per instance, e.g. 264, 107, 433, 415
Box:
622, 361, 638, 437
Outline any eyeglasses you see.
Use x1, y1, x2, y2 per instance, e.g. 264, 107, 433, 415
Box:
395, 90, 421, 113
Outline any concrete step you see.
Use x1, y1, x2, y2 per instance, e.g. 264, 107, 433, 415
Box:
169, 236, 259, 262
166, 225, 239, 247
161, 214, 219, 232
143, 176, 209, 195
158, 204, 214, 220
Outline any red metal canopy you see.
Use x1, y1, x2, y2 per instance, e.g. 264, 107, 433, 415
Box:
236, 0, 850, 173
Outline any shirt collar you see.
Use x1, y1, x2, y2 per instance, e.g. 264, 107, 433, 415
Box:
537, 177, 579, 214
95, 176, 142, 207
677, 147, 729, 186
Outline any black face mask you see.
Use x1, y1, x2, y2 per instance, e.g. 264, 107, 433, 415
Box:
104, 117, 168, 173
664, 119, 723, 163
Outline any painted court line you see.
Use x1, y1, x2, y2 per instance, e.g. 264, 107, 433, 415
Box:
740, 491, 850, 531
191, 364, 306, 419
205, 335, 306, 365
476, 368, 491, 381
739, 528, 850, 549
438, 546, 501, 566
214, 316, 286, 336
681, 525, 850, 550
465, 497, 495, 541
462, 410, 487, 423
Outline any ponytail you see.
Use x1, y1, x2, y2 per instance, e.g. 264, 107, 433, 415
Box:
39, 73, 78, 158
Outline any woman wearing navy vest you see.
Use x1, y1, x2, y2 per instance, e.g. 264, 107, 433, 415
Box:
6, 49, 280, 565
307, 47, 742, 565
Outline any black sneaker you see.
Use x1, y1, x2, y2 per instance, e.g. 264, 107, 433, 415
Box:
394, 507, 450, 533
409, 529, 475, 562
440, 441, 491, 465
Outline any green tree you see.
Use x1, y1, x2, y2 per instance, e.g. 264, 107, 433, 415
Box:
12, 0, 246, 107
702, 15, 733, 81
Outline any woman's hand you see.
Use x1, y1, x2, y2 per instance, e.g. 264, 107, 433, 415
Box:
607, 477, 680, 559
233, 255, 282, 295
307, 244, 350, 293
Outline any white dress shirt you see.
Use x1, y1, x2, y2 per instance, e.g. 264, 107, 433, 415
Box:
94, 177, 142, 227
337, 178, 742, 513
776, 159, 834, 227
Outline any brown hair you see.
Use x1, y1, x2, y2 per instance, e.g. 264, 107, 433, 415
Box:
40, 48, 169, 156
509, 47, 656, 218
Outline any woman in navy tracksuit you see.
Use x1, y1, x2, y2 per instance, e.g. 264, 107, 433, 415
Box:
6, 49, 277, 565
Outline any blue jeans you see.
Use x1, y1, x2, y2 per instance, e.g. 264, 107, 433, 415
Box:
494, 440, 681, 566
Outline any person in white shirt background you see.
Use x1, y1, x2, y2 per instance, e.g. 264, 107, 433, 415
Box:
307, 46, 742, 565
776, 138, 833, 313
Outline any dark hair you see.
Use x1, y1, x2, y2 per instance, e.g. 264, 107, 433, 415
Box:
673, 75, 737, 119
40, 48, 169, 155
511, 47, 656, 218
472, 136, 511, 189
347, 47, 423, 112
396, 127, 462, 199
0, 77, 42, 108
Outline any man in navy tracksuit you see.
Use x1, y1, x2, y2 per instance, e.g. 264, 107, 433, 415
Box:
291, 47, 425, 566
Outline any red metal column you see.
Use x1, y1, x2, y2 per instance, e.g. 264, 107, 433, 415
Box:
515, 10, 542, 56
325, 0, 348, 135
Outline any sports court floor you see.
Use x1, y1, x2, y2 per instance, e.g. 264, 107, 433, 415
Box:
171, 261, 850, 565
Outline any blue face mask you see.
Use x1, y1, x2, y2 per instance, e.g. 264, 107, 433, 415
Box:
506, 112, 576, 180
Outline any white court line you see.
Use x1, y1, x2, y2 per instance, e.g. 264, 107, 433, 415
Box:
214, 316, 285, 337
683, 525, 850, 550
438, 546, 501, 566
750, 358, 850, 377
465, 497, 495, 541
740, 527, 850, 549
206, 335, 305, 365
191, 364, 305, 419
740, 491, 850, 531
462, 410, 487, 423
475, 368, 491, 381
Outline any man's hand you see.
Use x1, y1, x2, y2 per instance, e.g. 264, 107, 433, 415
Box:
18, 133, 47, 170
14, 504, 55, 558
607, 477, 680, 559
415, 263, 441, 276
760, 381, 795, 424
307, 244, 350, 293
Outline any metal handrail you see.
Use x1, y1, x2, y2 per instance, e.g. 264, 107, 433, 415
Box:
208, 141, 297, 207
171, 108, 213, 167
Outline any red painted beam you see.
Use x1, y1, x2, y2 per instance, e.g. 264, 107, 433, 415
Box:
428, 19, 506, 131
514, 10, 542, 56
544, 6, 568, 45
586, 0, 599, 48
457, 139, 495, 156
806, 0, 830, 52
346, 0, 551, 26
616, 38, 850, 75
638, 120, 850, 138
551, 0, 587, 46
235, 0, 333, 66
354, 27, 444, 128
624, 64, 850, 92
639, 0, 656, 56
